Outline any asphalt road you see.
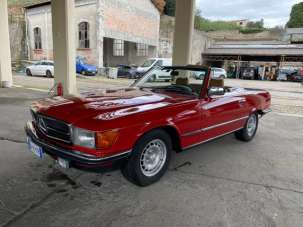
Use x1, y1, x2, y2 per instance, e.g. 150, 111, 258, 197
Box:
0, 78, 303, 226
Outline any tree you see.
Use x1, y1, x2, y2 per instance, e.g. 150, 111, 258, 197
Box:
164, 0, 176, 16
287, 2, 303, 28
151, 0, 166, 14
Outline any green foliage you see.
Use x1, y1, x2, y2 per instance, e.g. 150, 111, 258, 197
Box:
164, 0, 176, 16
287, 2, 303, 28
194, 10, 240, 32
194, 10, 265, 33
246, 19, 264, 29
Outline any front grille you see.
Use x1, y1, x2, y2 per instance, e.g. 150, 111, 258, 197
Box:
32, 110, 71, 143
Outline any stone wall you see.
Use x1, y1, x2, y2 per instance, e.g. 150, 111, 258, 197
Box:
8, 6, 27, 62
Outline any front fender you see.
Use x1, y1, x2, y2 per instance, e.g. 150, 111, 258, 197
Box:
133, 118, 182, 146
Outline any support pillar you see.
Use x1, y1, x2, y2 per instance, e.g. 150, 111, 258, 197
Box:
51, 0, 76, 95
96, 0, 105, 70
0, 0, 13, 88
172, 0, 195, 65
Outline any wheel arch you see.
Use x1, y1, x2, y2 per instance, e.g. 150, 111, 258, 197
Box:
134, 124, 182, 153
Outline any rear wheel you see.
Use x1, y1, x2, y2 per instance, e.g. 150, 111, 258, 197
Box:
26, 69, 32, 76
46, 70, 52, 78
122, 129, 172, 186
235, 113, 258, 142
219, 75, 225, 79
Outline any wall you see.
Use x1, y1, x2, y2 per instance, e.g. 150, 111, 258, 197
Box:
8, 6, 27, 62
103, 0, 160, 46
26, 0, 97, 64
25, 0, 160, 66
103, 38, 156, 67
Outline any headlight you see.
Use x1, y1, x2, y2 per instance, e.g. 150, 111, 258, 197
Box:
72, 127, 95, 149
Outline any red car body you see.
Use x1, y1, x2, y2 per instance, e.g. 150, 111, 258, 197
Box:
25, 66, 271, 170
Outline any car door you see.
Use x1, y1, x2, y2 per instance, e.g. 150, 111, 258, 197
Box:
31, 62, 41, 75
198, 90, 248, 142
36, 61, 46, 75
40, 61, 49, 76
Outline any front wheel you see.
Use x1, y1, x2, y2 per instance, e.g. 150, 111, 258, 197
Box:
122, 129, 172, 186
26, 69, 32, 76
235, 113, 258, 142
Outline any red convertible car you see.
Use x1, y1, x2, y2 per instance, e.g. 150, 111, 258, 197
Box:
25, 66, 271, 186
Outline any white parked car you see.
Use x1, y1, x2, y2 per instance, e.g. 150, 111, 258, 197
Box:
136, 58, 172, 75
26, 60, 54, 78
136, 58, 172, 81
211, 67, 227, 79
194, 67, 227, 80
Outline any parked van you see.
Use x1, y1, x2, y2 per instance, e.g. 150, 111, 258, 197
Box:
136, 58, 172, 77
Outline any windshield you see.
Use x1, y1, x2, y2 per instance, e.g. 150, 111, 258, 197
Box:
77, 57, 87, 65
132, 67, 208, 96
141, 59, 156, 67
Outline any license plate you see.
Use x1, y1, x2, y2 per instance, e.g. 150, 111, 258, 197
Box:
57, 158, 70, 169
27, 137, 44, 159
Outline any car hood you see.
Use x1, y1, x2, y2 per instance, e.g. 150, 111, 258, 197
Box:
32, 88, 193, 125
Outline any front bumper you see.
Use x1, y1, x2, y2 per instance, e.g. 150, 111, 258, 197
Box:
25, 121, 131, 168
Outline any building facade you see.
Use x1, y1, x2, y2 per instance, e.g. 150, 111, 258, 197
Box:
25, 0, 160, 68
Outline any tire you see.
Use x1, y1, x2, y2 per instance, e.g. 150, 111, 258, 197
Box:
235, 113, 258, 142
26, 69, 32, 76
46, 70, 52, 78
81, 71, 86, 75
219, 75, 225, 79
122, 129, 172, 186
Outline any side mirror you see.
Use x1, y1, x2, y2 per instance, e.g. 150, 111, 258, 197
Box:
208, 87, 225, 96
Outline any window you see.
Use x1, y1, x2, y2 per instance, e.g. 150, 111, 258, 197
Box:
78, 22, 90, 48
160, 39, 170, 56
113, 39, 124, 56
137, 43, 149, 56
33, 27, 42, 50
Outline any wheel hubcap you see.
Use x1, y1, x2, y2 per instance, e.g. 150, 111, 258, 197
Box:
140, 139, 167, 177
247, 115, 257, 137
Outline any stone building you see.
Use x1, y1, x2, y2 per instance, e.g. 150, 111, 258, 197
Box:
25, 0, 160, 68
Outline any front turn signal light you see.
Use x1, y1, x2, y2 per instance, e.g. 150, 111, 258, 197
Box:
96, 130, 119, 149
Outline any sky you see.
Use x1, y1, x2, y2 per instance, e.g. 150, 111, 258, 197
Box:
196, 0, 302, 27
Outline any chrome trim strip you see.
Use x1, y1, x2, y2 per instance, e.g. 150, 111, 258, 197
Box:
182, 116, 248, 137
182, 129, 202, 137
35, 114, 72, 144
202, 116, 248, 132
183, 127, 244, 150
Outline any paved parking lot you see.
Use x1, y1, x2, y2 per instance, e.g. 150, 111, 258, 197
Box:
1, 75, 303, 226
